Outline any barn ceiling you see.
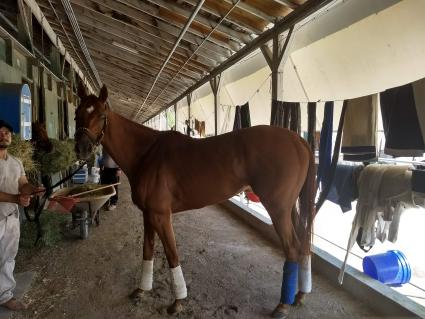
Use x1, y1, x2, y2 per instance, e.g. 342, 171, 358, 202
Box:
34, 0, 328, 122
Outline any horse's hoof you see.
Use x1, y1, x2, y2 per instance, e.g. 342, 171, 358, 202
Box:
292, 291, 306, 307
167, 299, 184, 315
129, 288, 144, 304
270, 304, 289, 319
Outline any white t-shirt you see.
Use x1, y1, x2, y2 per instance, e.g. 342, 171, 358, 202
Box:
0, 154, 25, 218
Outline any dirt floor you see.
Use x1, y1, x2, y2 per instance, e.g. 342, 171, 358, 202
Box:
11, 175, 380, 319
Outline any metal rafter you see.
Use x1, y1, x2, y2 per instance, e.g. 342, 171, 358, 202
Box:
71, 0, 235, 55
221, 0, 275, 22
70, 2, 226, 63
161, 0, 334, 115
142, 0, 251, 44
182, 0, 263, 34
133, 0, 206, 119
142, 0, 243, 119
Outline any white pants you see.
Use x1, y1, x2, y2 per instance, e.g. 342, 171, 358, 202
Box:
0, 212, 20, 304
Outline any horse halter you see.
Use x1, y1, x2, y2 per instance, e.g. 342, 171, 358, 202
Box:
75, 114, 108, 147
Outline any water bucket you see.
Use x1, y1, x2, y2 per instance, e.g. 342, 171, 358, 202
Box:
362, 250, 411, 285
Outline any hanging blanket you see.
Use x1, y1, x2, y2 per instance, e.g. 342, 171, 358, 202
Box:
317, 102, 333, 190
380, 82, 425, 157
341, 94, 378, 161
338, 164, 425, 283
326, 164, 364, 213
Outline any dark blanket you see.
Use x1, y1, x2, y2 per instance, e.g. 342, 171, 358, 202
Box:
380, 83, 425, 157
327, 164, 364, 212
233, 102, 251, 130
317, 101, 334, 189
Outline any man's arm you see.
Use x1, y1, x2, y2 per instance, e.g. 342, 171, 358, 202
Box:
0, 190, 31, 207
0, 191, 20, 204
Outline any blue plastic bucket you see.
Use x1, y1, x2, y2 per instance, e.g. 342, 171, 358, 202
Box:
362, 250, 411, 285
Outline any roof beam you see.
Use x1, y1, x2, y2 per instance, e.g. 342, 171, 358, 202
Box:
182, 0, 262, 35
93, 57, 188, 92
71, 0, 235, 55
272, 0, 300, 10
79, 24, 209, 75
87, 44, 199, 84
101, 75, 171, 105
94, 64, 188, 97
78, 21, 216, 69
162, 0, 334, 115
71, 2, 224, 64
142, 0, 251, 44
83, 35, 203, 80
221, 0, 275, 22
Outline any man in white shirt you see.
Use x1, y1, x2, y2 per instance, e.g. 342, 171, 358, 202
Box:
0, 120, 44, 311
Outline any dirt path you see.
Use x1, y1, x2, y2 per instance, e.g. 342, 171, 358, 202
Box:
12, 175, 379, 319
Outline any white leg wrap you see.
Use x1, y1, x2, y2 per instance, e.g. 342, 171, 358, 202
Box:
171, 265, 187, 299
298, 255, 312, 293
140, 259, 154, 291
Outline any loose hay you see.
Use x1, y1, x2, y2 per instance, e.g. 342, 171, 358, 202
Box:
20, 211, 71, 248
34, 139, 77, 174
9, 136, 38, 175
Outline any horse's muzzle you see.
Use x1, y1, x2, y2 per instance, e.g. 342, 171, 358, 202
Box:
74, 132, 94, 160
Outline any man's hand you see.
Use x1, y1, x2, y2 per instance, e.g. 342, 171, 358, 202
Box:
31, 186, 46, 196
16, 194, 31, 207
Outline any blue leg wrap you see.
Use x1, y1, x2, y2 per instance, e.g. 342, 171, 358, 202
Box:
280, 261, 299, 304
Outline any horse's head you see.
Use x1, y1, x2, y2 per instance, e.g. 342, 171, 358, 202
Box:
31, 122, 53, 153
74, 82, 109, 160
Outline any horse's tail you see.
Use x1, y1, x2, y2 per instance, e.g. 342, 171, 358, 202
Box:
298, 144, 317, 256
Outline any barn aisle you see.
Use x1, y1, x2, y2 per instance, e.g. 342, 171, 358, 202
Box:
11, 175, 378, 319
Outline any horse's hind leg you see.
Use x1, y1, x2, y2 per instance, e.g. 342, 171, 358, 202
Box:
294, 254, 311, 306
129, 212, 156, 302
262, 200, 300, 319
148, 211, 187, 315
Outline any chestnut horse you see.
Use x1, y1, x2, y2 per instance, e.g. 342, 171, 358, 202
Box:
74, 84, 316, 318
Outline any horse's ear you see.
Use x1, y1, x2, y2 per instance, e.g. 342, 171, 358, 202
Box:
77, 81, 87, 99
99, 85, 108, 104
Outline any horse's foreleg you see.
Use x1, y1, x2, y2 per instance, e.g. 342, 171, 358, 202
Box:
150, 212, 187, 315
129, 214, 156, 302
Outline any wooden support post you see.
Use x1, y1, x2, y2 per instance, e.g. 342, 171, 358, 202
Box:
174, 103, 177, 131
260, 26, 294, 124
209, 74, 221, 136
186, 93, 192, 136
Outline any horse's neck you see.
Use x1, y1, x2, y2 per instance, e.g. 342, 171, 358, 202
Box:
101, 112, 158, 175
